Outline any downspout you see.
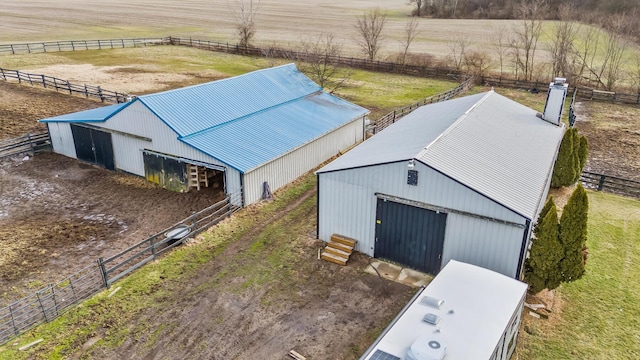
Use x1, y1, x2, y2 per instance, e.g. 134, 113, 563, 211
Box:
316, 173, 320, 239
240, 173, 245, 207
516, 219, 532, 280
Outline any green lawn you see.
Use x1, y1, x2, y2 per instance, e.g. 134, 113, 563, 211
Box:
518, 191, 640, 359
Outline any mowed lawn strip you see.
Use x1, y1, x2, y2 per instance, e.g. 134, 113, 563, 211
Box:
517, 191, 640, 359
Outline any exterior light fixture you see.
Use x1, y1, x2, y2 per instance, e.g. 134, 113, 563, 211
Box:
408, 159, 415, 170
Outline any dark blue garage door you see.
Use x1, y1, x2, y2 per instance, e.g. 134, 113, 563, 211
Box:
70, 124, 115, 170
374, 198, 447, 275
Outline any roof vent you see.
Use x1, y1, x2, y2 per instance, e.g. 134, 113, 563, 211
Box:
422, 313, 441, 325
406, 334, 447, 360
420, 296, 444, 309
542, 77, 569, 126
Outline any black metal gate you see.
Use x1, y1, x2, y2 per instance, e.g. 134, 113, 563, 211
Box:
70, 124, 114, 170
374, 198, 447, 275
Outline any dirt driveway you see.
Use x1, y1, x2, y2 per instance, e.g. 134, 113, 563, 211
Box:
0, 153, 223, 305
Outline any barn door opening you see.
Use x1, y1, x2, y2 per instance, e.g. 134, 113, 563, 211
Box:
70, 124, 114, 170
374, 198, 447, 275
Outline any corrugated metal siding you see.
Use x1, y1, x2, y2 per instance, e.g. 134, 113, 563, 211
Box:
244, 117, 363, 204
47, 122, 77, 159
442, 214, 524, 278
110, 134, 146, 176
88, 101, 243, 204
318, 161, 527, 276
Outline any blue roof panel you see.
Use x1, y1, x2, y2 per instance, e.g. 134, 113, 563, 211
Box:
139, 63, 322, 137
40, 63, 369, 173
40, 102, 131, 122
182, 92, 367, 173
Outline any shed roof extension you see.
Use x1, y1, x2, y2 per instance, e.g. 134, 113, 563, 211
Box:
317, 91, 565, 220
41, 64, 368, 173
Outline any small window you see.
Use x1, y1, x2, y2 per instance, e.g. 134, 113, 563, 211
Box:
407, 169, 418, 186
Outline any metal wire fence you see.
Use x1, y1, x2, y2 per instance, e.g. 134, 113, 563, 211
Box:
0, 192, 241, 346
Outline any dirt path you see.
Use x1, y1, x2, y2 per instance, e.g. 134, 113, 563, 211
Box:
0, 153, 224, 305
84, 184, 414, 360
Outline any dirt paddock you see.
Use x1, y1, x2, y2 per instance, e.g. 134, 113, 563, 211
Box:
0, 153, 224, 305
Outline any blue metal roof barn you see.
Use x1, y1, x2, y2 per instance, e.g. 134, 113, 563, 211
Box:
42, 64, 369, 206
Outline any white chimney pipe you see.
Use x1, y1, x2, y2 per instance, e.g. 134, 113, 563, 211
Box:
542, 77, 568, 126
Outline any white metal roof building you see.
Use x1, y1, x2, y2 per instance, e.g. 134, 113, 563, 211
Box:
360, 260, 528, 360
41, 64, 369, 206
316, 89, 565, 278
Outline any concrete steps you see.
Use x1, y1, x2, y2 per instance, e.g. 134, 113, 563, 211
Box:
321, 234, 357, 266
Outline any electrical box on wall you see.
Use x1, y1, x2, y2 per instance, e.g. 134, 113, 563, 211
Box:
407, 169, 418, 186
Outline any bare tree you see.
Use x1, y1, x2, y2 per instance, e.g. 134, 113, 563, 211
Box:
399, 17, 420, 65
230, 0, 260, 48
299, 33, 352, 93
493, 28, 509, 79
409, 0, 424, 16
354, 9, 387, 62
631, 54, 640, 93
573, 16, 630, 90
464, 49, 492, 77
548, 5, 578, 81
449, 35, 469, 71
511, 1, 547, 80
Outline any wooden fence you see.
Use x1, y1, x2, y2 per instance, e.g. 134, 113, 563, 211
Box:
2, 36, 640, 106
580, 171, 640, 199
0, 68, 130, 103
370, 77, 475, 134
0, 38, 168, 55
0, 193, 241, 346
0, 132, 51, 159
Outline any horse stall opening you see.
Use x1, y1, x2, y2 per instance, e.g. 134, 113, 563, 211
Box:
142, 150, 226, 195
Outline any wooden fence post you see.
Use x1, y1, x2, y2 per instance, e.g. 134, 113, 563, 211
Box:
97, 86, 104, 102
41, 75, 46, 88
597, 175, 606, 191
10, 44, 15, 55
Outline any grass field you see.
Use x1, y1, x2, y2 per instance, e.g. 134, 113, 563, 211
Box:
0, 46, 457, 119
517, 191, 640, 359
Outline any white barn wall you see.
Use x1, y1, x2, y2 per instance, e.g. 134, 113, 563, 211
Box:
82, 101, 243, 203
318, 161, 527, 276
442, 214, 524, 277
244, 117, 364, 205
47, 122, 76, 159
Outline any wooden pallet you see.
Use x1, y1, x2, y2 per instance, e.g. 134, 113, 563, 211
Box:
321, 234, 357, 266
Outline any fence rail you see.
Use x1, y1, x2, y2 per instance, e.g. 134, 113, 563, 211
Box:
0, 68, 130, 103
0, 131, 51, 159
2, 36, 640, 106
580, 171, 640, 198
0, 193, 241, 346
0, 38, 168, 55
370, 77, 475, 134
